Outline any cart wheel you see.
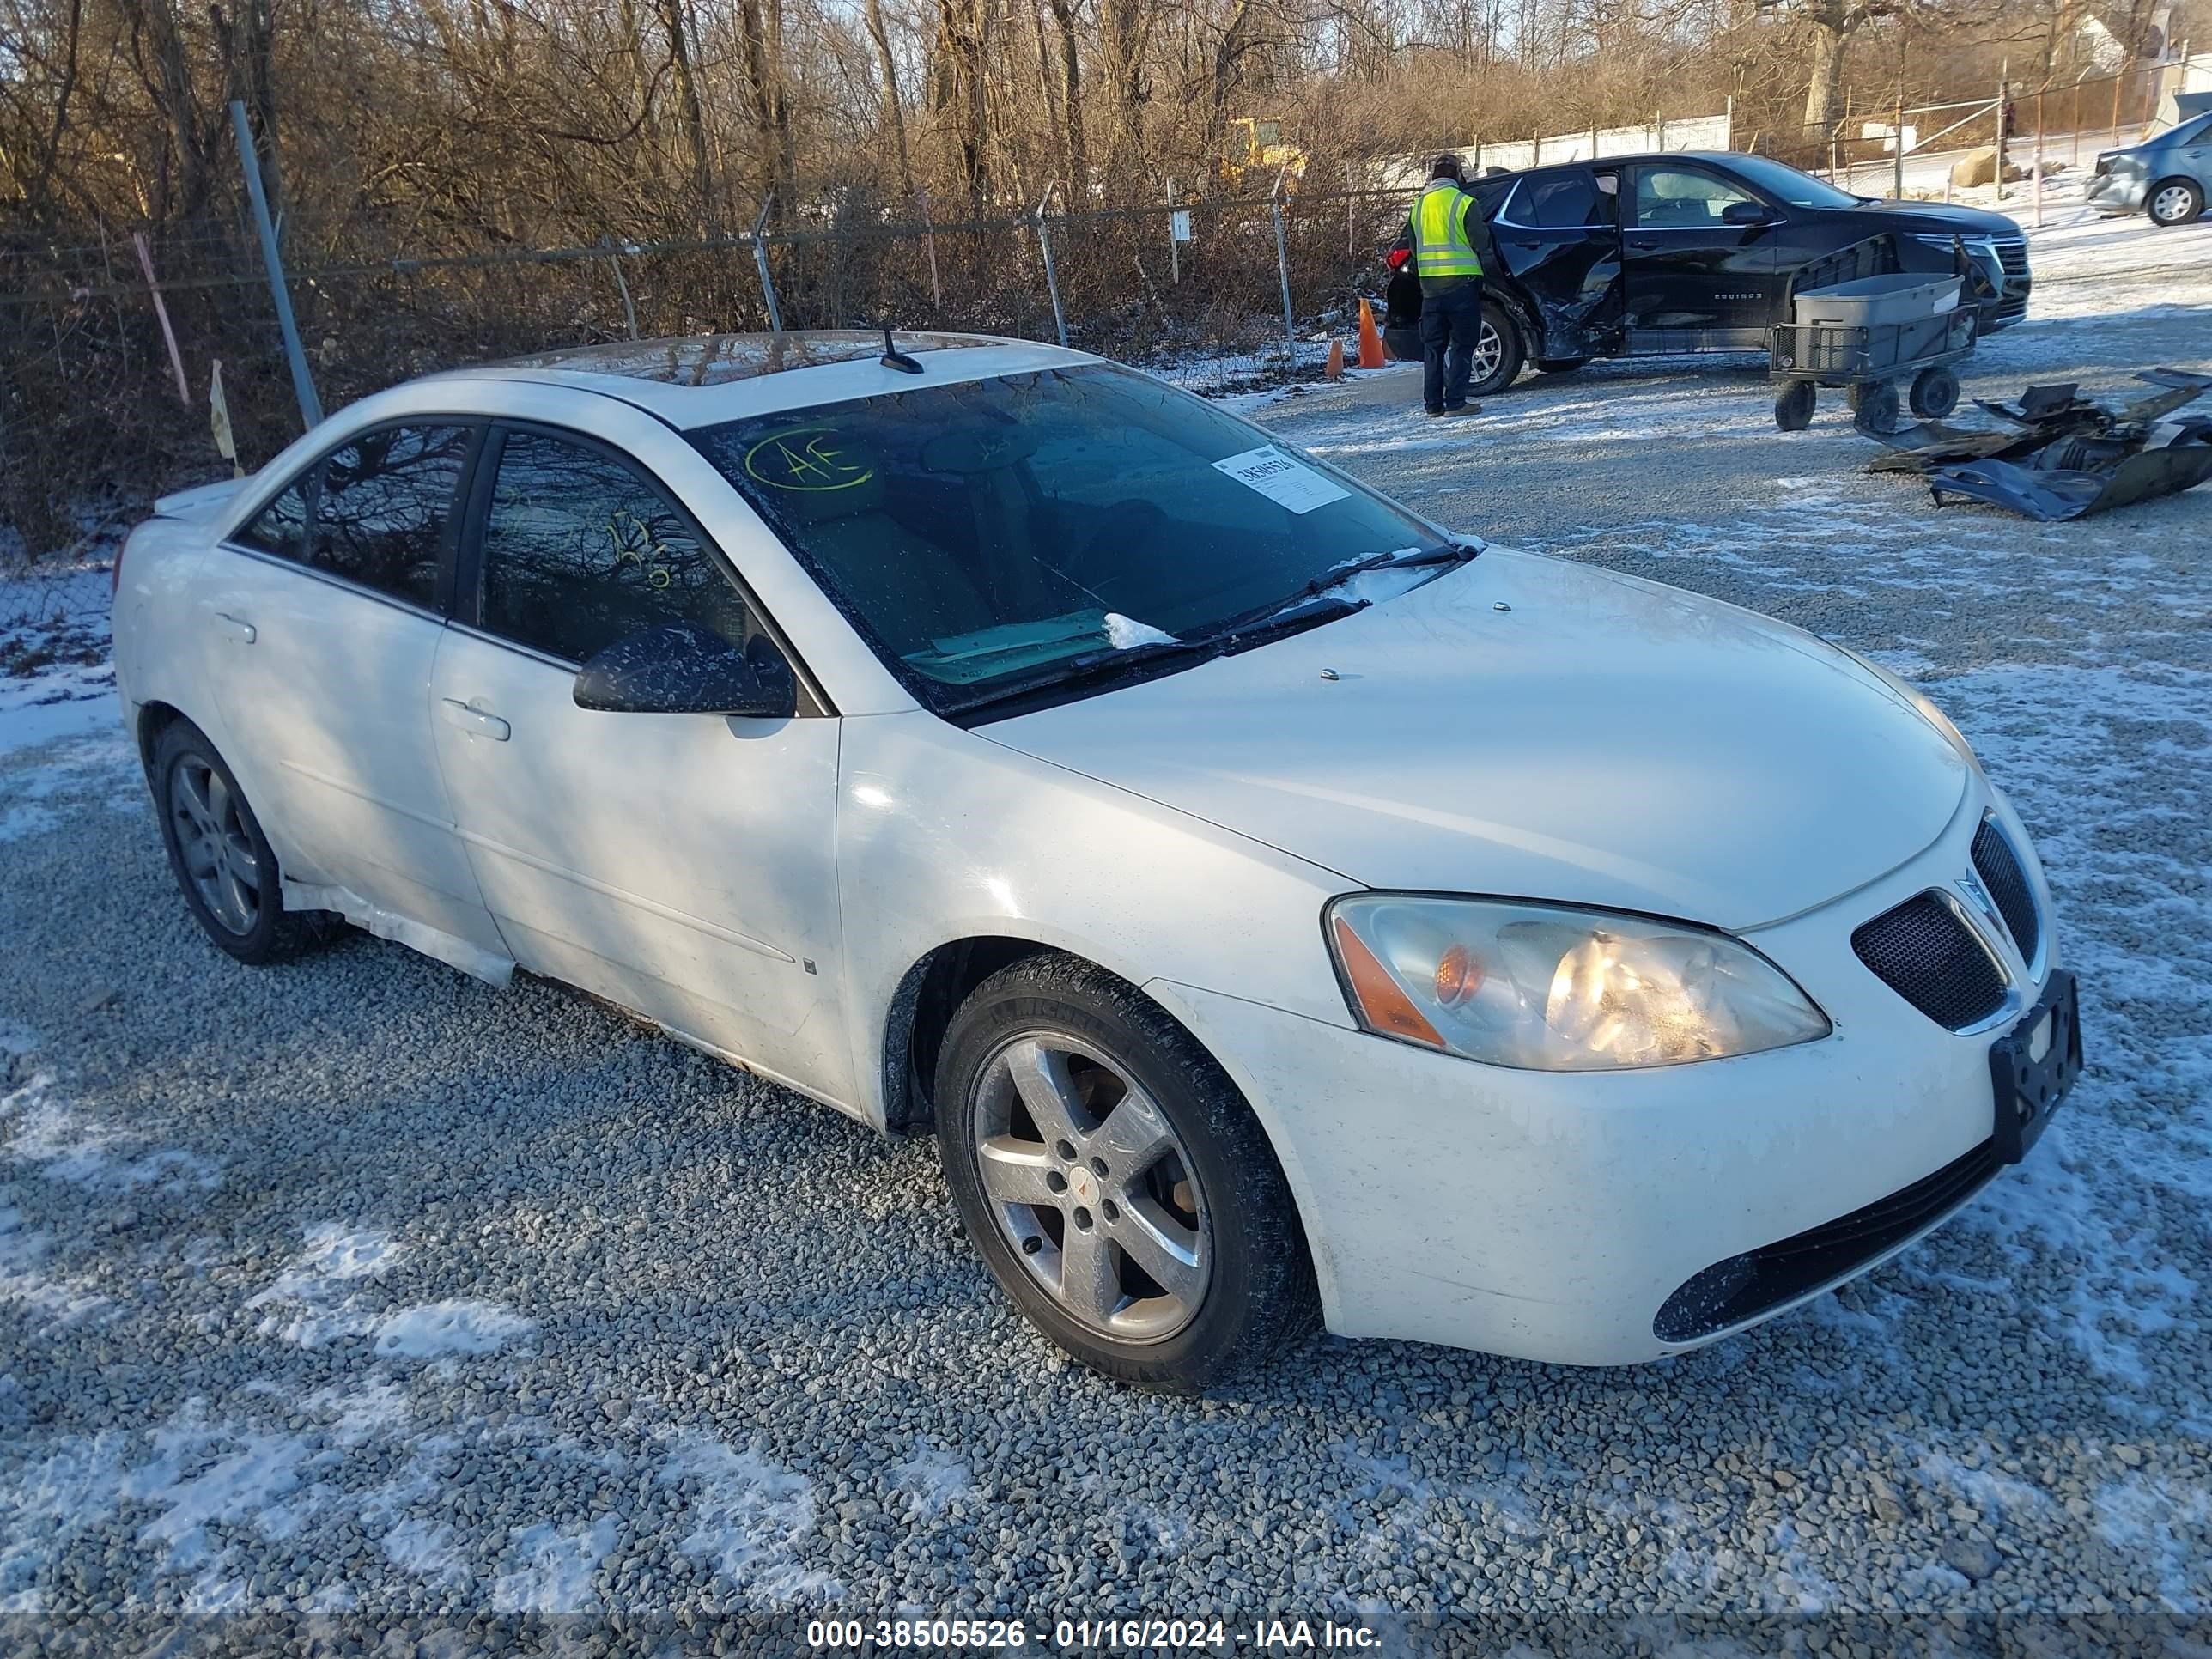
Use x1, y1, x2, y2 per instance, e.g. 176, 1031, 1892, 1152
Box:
1853, 379, 1902, 434
1845, 381, 1869, 412
1910, 364, 1960, 420
1775, 381, 1816, 432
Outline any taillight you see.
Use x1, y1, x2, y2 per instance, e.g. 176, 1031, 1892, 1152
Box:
110, 539, 125, 598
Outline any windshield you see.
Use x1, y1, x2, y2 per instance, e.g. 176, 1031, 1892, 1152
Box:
688, 364, 1441, 713
1723, 155, 1863, 210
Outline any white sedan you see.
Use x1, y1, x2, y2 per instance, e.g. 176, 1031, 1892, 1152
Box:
112, 331, 2082, 1391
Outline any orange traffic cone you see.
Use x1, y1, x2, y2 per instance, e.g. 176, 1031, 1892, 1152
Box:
1356, 298, 1385, 369
1325, 339, 1345, 380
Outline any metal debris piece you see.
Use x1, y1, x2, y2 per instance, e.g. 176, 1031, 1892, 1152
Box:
1865, 369, 2212, 520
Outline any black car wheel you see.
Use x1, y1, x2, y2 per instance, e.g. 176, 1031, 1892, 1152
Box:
1910, 364, 1961, 420
935, 954, 1319, 1393
151, 720, 320, 965
2148, 179, 2204, 228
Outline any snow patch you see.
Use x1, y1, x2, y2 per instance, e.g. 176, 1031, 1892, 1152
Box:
1103, 612, 1177, 650
244, 1224, 401, 1346
657, 1432, 838, 1602
491, 1513, 618, 1614
0, 1069, 222, 1192
372, 1297, 535, 1358
888, 1441, 972, 1518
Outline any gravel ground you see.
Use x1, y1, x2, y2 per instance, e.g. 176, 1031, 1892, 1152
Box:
2, 202, 2209, 1656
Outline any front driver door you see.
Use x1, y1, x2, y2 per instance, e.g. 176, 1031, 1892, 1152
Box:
1622, 162, 1780, 351
428, 423, 853, 1105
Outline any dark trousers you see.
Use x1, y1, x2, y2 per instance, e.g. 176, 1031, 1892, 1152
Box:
1419, 280, 1485, 411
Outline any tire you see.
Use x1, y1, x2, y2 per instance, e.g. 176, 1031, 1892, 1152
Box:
1853, 379, 1902, 434
2148, 178, 2204, 228
1910, 364, 1960, 420
1774, 380, 1816, 431
1466, 300, 1526, 397
935, 954, 1320, 1392
1534, 356, 1592, 374
150, 720, 319, 965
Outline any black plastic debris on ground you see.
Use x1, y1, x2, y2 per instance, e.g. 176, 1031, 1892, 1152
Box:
1865, 368, 2212, 521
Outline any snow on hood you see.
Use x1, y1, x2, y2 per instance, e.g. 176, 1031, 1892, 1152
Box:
981, 548, 1971, 933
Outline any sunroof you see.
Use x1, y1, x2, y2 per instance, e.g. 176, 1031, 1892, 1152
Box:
500, 331, 991, 387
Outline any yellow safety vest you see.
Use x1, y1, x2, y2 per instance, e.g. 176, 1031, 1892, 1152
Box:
1411, 181, 1484, 280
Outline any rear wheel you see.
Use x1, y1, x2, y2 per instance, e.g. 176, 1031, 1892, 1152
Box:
1467, 301, 1526, 396
935, 955, 1318, 1392
151, 720, 318, 965
1774, 380, 1816, 431
1853, 378, 1902, 434
2148, 178, 2204, 227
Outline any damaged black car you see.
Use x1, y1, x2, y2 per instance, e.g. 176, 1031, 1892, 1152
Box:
1382, 151, 2031, 397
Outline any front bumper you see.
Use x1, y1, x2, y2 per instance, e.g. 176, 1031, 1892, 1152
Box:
1147, 788, 2062, 1367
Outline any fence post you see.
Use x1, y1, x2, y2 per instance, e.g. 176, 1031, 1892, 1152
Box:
228, 100, 322, 429
1165, 179, 1180, 287
131, 232, 191, 406
1346, 162, 1356, 259
1994, 64, 2008, 201
603, 240, 639, 339
1893, 94, 1905, 198
1035, 180, 1069, 349
751, 192, 783, 331
916, 187, 942, 311
1270, 167, 1297, 374
2032, 89, 2045, 227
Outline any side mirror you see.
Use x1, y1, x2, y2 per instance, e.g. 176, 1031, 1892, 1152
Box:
1722, 199, 1773, 227
573, 621, 798, 719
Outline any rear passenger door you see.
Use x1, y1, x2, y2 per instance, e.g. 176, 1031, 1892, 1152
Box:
428, 424, 852, 1103
1488, 167, 1625, 359
1621, 162, 1780, 350
199, 422, 507, 965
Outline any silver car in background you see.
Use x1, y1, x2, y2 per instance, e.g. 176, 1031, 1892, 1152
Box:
2087, 110, 2212, 227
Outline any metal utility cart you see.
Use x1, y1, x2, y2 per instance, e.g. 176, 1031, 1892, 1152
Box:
1768, 235, 1978, 433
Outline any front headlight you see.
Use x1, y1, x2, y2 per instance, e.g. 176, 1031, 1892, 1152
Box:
1326, 896, 1830, 1071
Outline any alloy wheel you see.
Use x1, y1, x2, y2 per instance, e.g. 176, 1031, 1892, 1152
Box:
970, 1034, 1211, 1342
1472, 322, 1503, 383
2151, 184, 2197, 224
169, 759, 263, 935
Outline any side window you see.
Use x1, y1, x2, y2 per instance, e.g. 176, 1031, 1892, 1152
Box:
477, 428, 752, 664
1514, 169, 1611, 228
310, 424, 471, 607
1634, 167, 1758, 228
240, 478, 313, 561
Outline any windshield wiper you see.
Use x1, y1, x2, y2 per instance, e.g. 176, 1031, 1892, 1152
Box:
945, 594, 1367, 719
1301, 539, 1481, 597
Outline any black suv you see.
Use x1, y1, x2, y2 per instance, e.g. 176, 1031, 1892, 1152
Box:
1385, 151, 2032, 395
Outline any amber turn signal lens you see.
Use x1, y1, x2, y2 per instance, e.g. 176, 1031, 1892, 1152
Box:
1333, 915, 1444, 1048
1435, 943, 1484, 1006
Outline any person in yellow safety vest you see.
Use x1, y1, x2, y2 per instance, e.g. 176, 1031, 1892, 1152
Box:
1390, 153, 1498, 417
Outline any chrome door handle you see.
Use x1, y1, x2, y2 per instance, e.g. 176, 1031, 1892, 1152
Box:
441, 698, 511, 742
216, 613, 257, 643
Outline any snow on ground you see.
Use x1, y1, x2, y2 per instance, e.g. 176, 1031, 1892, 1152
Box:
0, 191, 2207, 1640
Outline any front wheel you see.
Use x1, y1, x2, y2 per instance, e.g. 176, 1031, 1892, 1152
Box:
935, 955, 1319, 1392
1774, 380, 1816, 431
2148, 178, 2204, 227
1910, 363, 1961, 420
1467, 300, 1527, 397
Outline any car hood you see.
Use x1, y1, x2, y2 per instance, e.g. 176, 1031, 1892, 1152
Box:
981, 550, 1971, 932
1855, 200, 2022, 238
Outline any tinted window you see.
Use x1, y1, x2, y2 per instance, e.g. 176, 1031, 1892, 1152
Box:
236, 425, 469, 606
1636, 167, 1759, 227
687, 365, 1439, 714
1720, 154, 1862, 209
1511, 170, 1612, 228
477, 428, 752, 664
240, 481, 312, 561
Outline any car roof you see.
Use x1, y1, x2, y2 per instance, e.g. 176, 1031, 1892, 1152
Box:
1515, 151, 1741, 176
419, 330, 1097, 428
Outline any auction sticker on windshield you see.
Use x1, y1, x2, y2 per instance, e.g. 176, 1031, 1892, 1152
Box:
1211, 446, 1351, 514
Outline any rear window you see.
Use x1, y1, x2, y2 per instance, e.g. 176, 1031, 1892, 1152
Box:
687, 365, 1437, 712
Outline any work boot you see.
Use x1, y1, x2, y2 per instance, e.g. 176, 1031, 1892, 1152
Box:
1423, 406, 1445, 418
1441, 402, 1482, 416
